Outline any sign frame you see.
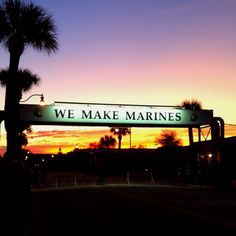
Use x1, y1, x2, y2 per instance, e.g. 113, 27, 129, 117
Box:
19, 102, 214, 128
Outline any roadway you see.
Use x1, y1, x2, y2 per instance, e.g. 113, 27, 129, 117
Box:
27, 184, 236, 236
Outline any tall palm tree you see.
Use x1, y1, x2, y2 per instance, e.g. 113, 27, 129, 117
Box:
0, 66, 41, 235
179, 99, 202, 146
0, 0, 58, 160
110, 127, 131, 149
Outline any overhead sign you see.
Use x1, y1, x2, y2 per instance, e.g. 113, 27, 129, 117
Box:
19, 103, 213, 127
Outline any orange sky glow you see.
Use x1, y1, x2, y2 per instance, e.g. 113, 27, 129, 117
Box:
1, 124, 235, 156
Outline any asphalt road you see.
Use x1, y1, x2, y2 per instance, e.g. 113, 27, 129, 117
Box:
28, 184, 236, 236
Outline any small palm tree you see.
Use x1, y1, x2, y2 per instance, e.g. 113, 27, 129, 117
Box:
180, 99, 202, 110
19, 125, 32, 148
110, 127, 131, 149
99, 135, 116, 150
179, 99, 202, 146
0, 0, 58, 160
155, 129, 183, 147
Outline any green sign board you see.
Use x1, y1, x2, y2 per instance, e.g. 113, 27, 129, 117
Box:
19, 103, 213, 127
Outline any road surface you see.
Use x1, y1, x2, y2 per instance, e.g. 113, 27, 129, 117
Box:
27, 184, 236, 236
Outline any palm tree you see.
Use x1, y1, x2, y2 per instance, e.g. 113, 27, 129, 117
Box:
0, 0, 58, 160
99, 135, 116, 150
0, 68, 41, 151
110, 127, 131, 149
155, 129, 183, 147
179, 99, 202, 146
19, 125, 32, 148
180, 99, 202, 110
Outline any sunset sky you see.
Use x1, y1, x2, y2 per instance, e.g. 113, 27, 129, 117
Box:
1, 0, 236, 155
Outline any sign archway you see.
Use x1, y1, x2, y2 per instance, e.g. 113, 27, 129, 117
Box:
2, 102, 224, 186
18, 102, 224, 144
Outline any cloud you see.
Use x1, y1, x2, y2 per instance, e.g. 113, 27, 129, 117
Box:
30, 129, 109, 139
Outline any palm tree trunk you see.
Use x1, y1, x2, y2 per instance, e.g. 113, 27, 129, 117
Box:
118, 135, 122, 149
188, 127, 193, 146
4, 53, 21, 160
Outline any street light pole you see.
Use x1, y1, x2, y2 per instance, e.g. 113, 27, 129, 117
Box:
20, 93, 45, 105
130, 128, 132, 149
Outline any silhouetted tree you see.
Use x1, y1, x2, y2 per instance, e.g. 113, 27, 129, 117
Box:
0, 2, 58, 235
88, 142, 99, 149
180, 99, 202, 110
0, 0, 58, 160
179, 99, 202, 146
19, 124, 32, 148
99, 135, 116, 150
110, 127, 131, 149
155, 129, 183, 147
